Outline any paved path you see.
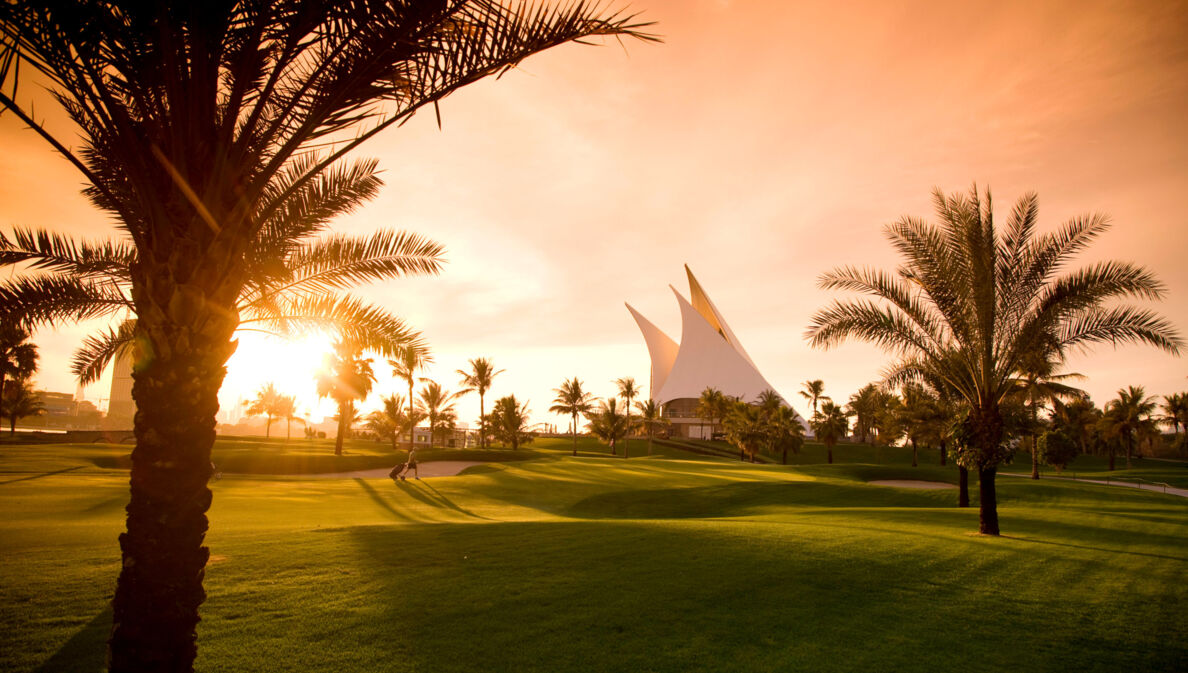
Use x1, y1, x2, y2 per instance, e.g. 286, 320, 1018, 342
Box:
1001, 472, 1188, 498
307, 461, 482, 479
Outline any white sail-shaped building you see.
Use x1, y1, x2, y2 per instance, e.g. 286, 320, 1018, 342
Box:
626, 266, 800, 439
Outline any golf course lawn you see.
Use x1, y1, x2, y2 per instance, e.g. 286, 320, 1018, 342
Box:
1, 437, 1185, 672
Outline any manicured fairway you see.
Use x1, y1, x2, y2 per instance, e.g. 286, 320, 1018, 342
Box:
1, 438, 1185, 672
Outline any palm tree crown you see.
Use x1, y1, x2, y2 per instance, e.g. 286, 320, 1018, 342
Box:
807, 186, 1182, 535
458, 357, 504, 449
316, 341, 377, 456
550, 377, 595, 456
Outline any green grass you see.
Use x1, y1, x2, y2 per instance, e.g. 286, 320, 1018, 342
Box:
1, 438, 1184, 672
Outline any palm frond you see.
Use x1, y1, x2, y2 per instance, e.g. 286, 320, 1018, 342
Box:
71, 320, 137, 385
249, 229, 445, 301
0, 274, 132, 327
806, 299, 936, 356
242, 293, 423, 357
1058, 306, 1182, 355
0, 227, 135, 279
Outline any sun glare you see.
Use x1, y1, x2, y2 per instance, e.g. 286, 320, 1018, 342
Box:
219, 332, 339, 423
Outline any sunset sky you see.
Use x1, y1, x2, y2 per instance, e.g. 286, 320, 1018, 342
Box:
2, 0, 1186, 429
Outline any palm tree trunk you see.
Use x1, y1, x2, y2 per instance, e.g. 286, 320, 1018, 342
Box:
647, 431, 653, 456
1125, 435, 1133, 469
1030, 434, 1039, 479
1108, 444, 1116, 471
911, 439, 918, 467
571, 413, 578, 456
334, 403, 347, 456
479, 392, 486, 449
939, 439, 947, 466
957, 467, 969, 507
408, 379, 415, 449
827, 445, 833, 464
265, 414, 272, 439
977, 467, 999, 535
108, 328, 235, 673
782, 447, 787, 465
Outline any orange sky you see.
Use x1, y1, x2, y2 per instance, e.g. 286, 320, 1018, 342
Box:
2, 0, 1186, 428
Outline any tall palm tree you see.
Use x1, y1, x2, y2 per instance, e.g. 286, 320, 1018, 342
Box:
723, 401, 767, 463
0, 322, 38, 407
1161, 392, 1187, 445
1103, 386, 1159, 469
811, 401, 849, 465
316, 342, 376, 456
365, 394, 423, 452
550, 377, 595, 456
586, 398, 630, 455
1, 378, 45, 434
769, 405, 807, 465
845, 384, 880, 445
390, 344, 434, 449
634, 399, 669, 456
1008, 351, 1085, 479
243, 383, 284, 439
274, 394, 303, 441
696, 387, 726, 440
898, 383, 939, 468
808, 186, 1181, 535
616, 376, 640, 457
419, 381, 463, 450
1052, 396, 1101, 457
799, 379, 831, 420
457, 357, 504, 449
488, 395, 533, 450
0, 5, 652, 666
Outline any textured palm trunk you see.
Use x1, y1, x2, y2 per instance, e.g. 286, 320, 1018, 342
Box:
827, 445, 833, 464
1108, 445, 1116, 471
333, 402, 348, 456
571, 414, 578, 456
939, 439, 947, 466
1125, 435, 1133, 469
1030, 434, 1040, 479
478, 392, 486, 449
957, 467, 969, 507
108, 323, 236, 672
782, 447, 787, 465
977, 467, 999, 535
265, 414, 273, 439
911, 439, 918, 467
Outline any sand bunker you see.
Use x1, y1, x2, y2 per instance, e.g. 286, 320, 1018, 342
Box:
869, 479, 956, 490
309, 461, 483, 479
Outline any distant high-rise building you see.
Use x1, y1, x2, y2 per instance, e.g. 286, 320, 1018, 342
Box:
627, 266, 803, 439
107, 352, 135, 428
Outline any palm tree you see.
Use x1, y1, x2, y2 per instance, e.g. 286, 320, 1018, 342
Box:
1161, 392, 1187, 447
1052, 396, 1101, 457
0, 5, 652, 665
799, 379, 831, 420
808, 186, 1182, 535
457, 357, 504, 449
845, 384, 879, 445
898, 383, 939, 468
586, 398, 630, 455
419, 381, 463, 450
769, 406, 807, 465
616, 377, 640, 457
488, 395, 533, 450
316, 342, 377, 456
390, 344, 434, 449
243, 383, 285, 439
1, 378, 44, 433
1103, 386, 1159, 469
1008, 351, 1085, 479
274, 394, 304, 441
811, 401, 849, 465
0, 322, 38, 407
723, 401, 766, 462
634, 399, 669, 456
696, 387, 726, 440
550, 377, 595, 456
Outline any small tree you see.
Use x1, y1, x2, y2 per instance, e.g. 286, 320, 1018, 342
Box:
723, 401, 766, 463
1038, 430, 1078, 473
274, 395, 304, 441
1, 378, 44, 433
419, 381, 463, 450
634, 399, 669, 456
0, 323, 38, 407
811, 401, 849, 465
586, 398, 630, 455
616, 377, 640, 457
489, 395, 533, 450
457, 357, 504, 449
316, 342, 376, 455
243, 383, 284, 439
550, 377, 595, 456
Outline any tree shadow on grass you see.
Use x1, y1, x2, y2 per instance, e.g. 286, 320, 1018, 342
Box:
34, 606, 109, 673
352, 478, 419, 523
414, 481, 491, 520
0, 466, 84, 485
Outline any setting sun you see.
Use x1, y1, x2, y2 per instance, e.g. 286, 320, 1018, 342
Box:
220, 332, 340, 423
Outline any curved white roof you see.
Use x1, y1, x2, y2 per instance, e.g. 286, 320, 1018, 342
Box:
628, 266, 793, 410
